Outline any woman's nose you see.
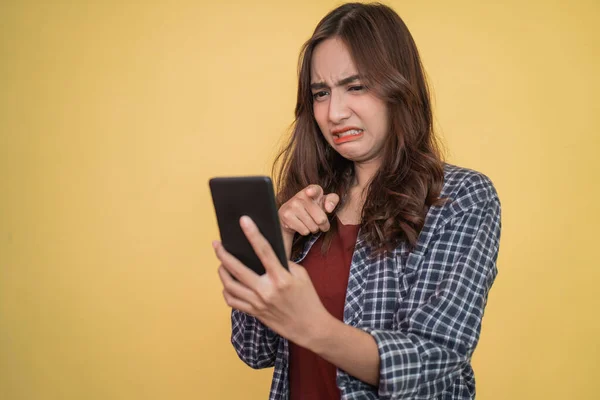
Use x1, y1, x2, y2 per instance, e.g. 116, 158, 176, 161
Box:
328, 92, 351, 124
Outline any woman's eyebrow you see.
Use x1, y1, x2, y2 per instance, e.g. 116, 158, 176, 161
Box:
310, 74, 361, 90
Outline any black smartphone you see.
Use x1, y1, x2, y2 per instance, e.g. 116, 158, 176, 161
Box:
209, 176, 288, 275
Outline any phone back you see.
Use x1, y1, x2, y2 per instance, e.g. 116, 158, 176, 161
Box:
209, 176, 288, 275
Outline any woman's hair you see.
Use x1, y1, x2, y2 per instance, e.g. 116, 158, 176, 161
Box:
273, 2, 445, 256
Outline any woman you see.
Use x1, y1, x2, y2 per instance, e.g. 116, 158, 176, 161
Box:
213, 2, 501, 399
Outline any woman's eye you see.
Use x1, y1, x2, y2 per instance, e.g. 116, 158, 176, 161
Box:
312, 91, 329, 100
349, 85, 365, 92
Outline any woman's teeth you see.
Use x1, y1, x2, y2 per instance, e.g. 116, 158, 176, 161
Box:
336, 129, 363, 138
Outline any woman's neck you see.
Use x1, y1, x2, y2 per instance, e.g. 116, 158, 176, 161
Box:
336, 159, 381, 225
352, 159, 380, 191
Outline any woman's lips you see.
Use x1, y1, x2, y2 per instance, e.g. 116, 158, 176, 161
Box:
332, 129, 364, 144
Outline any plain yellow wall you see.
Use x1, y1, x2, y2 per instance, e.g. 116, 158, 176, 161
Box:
1, 1, 598, 399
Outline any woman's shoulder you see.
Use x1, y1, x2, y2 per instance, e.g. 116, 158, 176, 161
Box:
440, 163, 500, 207
423, 163, 501, 231
403, 163, 501, 254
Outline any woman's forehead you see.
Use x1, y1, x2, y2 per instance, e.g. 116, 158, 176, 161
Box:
310, 38, 359, 84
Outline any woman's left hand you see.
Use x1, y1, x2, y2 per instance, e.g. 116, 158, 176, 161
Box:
213, 215, 332, 350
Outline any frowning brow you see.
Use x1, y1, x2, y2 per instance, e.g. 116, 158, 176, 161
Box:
310, 74, 361, 90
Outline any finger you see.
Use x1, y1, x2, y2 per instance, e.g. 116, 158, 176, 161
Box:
240, 216, 289, 281
214, 241, 261, 289
305, 184, 323, 201
323, 193, 340, 213
291, 203, 321, 233
222, 288, 255, 314
218, 265, 263, 307
282, 211, 312, 236
303, 200, 330, 232
288, 262, 304, 275
287, 261, 306, 278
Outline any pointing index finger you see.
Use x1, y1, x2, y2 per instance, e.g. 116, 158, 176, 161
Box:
305, 184, 323, 200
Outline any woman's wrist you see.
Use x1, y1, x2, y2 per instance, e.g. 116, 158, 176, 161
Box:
304, 311, 339, 355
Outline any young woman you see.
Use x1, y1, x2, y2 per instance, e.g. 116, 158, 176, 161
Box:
213, 3, 501, 399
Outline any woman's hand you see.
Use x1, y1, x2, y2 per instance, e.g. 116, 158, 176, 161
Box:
214, 215, 334, 350
278, 185, 340, 257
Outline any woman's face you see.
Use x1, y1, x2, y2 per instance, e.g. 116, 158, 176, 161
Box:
310, 37, 389, 165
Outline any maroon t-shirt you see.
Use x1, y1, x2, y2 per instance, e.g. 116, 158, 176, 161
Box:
289, 218, 360, 400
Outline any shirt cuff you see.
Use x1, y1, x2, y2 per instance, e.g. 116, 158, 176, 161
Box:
363, 327, 421, 399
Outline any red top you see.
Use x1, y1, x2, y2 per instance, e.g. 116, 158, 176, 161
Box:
289, 218, 360, 400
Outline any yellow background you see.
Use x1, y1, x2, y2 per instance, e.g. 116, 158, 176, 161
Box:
1, 1, 598, 399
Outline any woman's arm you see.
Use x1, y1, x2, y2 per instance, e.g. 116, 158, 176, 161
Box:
230, 309, 280, 369
306, 187, 501, 398
307, 315, 381, 386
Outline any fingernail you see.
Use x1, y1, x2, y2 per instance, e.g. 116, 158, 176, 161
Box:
240, 215, 252, 227
212, 240, 220, 250
327, 201, 335, 210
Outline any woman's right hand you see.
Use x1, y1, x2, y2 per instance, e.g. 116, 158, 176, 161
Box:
278, 185, 340, 258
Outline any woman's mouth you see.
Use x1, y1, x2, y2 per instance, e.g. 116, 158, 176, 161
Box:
333, 129, 364, 144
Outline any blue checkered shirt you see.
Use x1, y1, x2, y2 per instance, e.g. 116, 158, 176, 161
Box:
230, 164, 501, 399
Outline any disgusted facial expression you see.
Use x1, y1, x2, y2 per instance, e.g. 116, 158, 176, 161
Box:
310, 37, 389, 166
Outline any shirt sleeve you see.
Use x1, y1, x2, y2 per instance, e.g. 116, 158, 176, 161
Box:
230, 309, 280, 369
364, 183, 501, 399
229, 234, 315, 370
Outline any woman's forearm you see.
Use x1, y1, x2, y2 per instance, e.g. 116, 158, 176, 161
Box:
306, 314, 380, 387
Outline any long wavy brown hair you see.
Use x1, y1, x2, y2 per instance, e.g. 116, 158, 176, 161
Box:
273, 2, 445, 256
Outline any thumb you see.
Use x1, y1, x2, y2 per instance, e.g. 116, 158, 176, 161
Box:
287, 261, 307, 278
323, 193, 340, 213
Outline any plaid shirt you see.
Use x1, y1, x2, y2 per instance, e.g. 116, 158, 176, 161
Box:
231, 164, 501, 399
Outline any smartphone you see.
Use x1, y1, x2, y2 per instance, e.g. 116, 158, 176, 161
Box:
209, 176, 288, 275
